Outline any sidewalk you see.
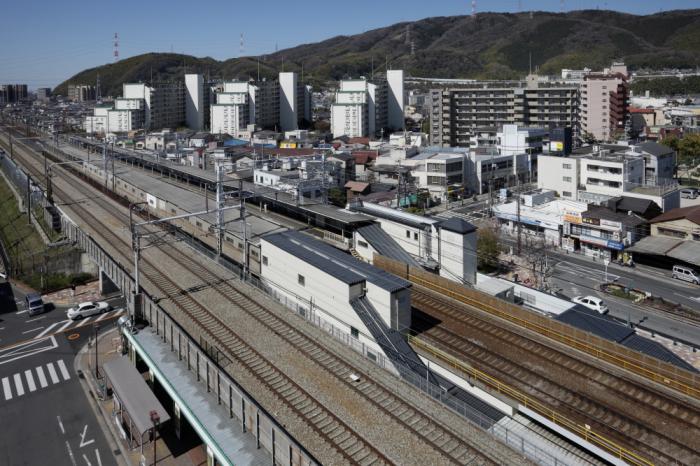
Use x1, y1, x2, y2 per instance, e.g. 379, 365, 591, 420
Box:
76, 327, 207, 466
44, 280, 104, 305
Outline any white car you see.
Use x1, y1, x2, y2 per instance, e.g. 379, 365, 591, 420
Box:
66, 301, 110, 320
572, 296, 609, 315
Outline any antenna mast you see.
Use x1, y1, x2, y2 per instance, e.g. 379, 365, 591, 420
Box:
240, 33, 244, 57
471, 0, 477, 17
113, 32, 119, 62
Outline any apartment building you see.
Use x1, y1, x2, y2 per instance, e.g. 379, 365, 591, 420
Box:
121, 81, 185, 130
430, 75, 579, 148
331, 70, 405, 139
580, 63, 629, 142
67, 84, 95, 102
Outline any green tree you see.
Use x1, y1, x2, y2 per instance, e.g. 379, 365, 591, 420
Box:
327, 187, 347, 207
678, 134, 700, 168
477, 227, 501, 272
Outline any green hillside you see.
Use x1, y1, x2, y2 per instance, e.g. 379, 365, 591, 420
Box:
54, 9, 700, 96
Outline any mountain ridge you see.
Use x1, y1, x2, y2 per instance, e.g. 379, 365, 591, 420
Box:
54, 9, 700, 97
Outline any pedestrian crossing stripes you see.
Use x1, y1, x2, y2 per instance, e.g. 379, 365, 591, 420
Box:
1, 359, 72, 402
33, 309, 125, 340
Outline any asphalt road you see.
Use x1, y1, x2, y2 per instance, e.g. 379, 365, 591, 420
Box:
0, 281, 123, 466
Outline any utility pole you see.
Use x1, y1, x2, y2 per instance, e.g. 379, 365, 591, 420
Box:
516, 175, 522, 255
216, 162, 225, 256
94, 323, 100, 378
26, 173, 32, 225
103, 141, 108, 188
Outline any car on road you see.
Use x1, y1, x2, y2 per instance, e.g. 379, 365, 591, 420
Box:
25, 293, 46, 316
572, 296, 609, 314
66, 301, 110, 320
680, 188, 698, 199
672, 265, 700, 285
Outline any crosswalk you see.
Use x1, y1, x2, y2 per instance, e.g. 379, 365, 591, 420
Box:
435, 208, 489, 223
1, 359, 72, 401
33, 308, 125, 340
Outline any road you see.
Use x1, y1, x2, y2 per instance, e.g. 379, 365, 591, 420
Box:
0, 281, 124, 466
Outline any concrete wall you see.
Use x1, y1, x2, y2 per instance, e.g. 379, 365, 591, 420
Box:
537, 155, 579, 200
386, 70, 404, 131
185, 74, 204, 131
440, 229, 477, 285
279, 72, 298, 132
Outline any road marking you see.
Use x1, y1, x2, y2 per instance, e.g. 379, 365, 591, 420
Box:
57, 359, 71, 381
13, 373, 24, 396
15, 310, 28, 315
57, 415, 65, 434
94, 449, 102, 466
24, 370, 36, 392
76, 316, 94, 328
47, 362, 60, 384
22, 326, 44, 335
2, 377, 12, 400
80, 425, 95, 448
36, 366, 48, 388
82, 454, 92, 466
65, 441, 77, 466
35, 321, 62, 339
56, 320, 74, 333
95, 312, 111, 322
26, 316, 46, 323
0, 336, 59, 365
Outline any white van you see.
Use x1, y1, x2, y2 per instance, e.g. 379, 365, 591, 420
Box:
672, 265, 700, 285
680, 188, 698, 199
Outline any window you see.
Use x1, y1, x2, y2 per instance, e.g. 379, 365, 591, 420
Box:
195, 221, 202, 228
406, 230, 411, 238
351, 327, 359, 339
358, 240, 368, 248
298, 274, 305, 286
414, 232, 419, 240
562, 191, 572, 198
657, 227, 686, 239
225, 236, 234, 244
563, 176, 572, 183
563, 163, 572, 169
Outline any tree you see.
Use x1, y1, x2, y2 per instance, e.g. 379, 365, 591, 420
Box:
679, 134, 700, 169
327, 187, 346, 207
477, 227, 501, 272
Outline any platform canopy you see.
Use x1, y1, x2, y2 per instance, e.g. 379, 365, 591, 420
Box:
103, 357, 170, 435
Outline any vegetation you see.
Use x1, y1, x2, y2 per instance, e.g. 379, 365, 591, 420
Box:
55, 9, 700, 96
477, 227, 501, 272
630, 76, 700, 97
327, 187, 347, 207
663, 133, 700, 169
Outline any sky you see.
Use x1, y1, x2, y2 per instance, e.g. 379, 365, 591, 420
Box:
1, 0, 697, 89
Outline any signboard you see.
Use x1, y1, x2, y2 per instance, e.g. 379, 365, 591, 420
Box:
580, 235, 625, 250
563, 213, 582, 224
582, 217, 600, 226
600, 219, 622, 230
496, 212, 560, 230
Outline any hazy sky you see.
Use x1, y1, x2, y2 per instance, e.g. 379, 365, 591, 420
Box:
1, 0, 697, 88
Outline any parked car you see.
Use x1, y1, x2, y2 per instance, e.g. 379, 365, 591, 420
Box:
572, 296, 609, 314
66, 301, 110, 320
25, 293, 46, 316
680, 188, 698, 199
672, 265, 700, 285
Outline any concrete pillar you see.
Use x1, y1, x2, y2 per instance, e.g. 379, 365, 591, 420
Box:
98, 268, 119, 295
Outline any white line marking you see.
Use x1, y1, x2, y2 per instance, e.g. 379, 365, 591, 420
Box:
26, 316, 46, 323
0, 337, 59, 365
25, 370, 36, 392
22, 326, 44, 334
35, 321, 62, 339
47, 362, 60, 384
76, 316, 95, 328
80, 425, 95, 448
13, 373, 24, 396
15, 310, 28, 315
94, 449, 102, 466
56, 320, 74, 333
36, 366, 48, 388
82, 454, 92, 466
65, 441, 77, 466
57, 415, 65, 434
2, 377, 12, 400
95, 312, 112, 322
57, 360, 71, 381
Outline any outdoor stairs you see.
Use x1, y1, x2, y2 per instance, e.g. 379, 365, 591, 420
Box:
350, 296, 438, 385
349, 248, 364, 261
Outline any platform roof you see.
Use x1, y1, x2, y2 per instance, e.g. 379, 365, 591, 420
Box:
263, 230, 411, 292
102, 357, 171, 435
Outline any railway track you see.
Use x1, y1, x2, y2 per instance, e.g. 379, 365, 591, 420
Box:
412, 287, 700, 465
5, 133, 509, 465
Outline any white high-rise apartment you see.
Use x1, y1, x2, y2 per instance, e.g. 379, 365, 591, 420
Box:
580, 63, 629, 142
279, 72, 298, 132
331, 70, 405, 139
210, 81, 255, 136
185, 74, 204, 131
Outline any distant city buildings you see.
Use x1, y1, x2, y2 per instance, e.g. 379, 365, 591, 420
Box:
331, 70, 405, 139
68, 84, 96, 102
36, 87, 52, 102
0, 84, 28, 104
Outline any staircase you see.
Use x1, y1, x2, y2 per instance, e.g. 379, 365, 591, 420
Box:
350, 296, 438, 384
349, 247, 364, 261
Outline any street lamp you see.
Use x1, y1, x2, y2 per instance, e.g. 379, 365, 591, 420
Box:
94, 323, 100, 379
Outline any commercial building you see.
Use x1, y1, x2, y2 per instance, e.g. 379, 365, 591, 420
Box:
537, 143, 679, 211
429, 75, 579, 148
185, 73, 208, 131
67, 84, 96, 102
0, 84, 28, 104
580, 63, 629, 142
331, 71, 405, 139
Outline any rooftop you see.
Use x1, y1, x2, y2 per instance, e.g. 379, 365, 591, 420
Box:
650, 205, 700, 226
351, 201, 440, 229
262, 230, 411, 292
